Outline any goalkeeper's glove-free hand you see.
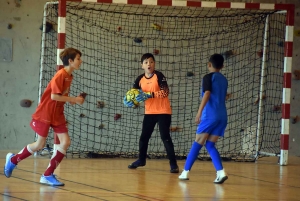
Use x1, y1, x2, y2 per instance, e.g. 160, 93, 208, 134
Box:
136, 90, 152, 102
123, 96, 134, 108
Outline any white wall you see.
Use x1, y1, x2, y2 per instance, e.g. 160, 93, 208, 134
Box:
0, 0, 49, 149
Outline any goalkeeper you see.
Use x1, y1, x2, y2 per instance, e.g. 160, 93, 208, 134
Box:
124, 53, 179, 173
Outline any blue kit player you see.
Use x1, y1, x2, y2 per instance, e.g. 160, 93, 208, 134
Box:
179, 53, 228, 184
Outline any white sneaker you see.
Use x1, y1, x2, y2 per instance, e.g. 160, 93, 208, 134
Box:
214, 169, 228, 184
178, 170, 189, 180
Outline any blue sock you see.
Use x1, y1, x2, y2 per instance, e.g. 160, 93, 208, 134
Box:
184, 141, 202, 171
205, 141, 223, 171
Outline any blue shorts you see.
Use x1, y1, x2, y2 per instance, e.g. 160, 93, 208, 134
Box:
196, 119, 227, 137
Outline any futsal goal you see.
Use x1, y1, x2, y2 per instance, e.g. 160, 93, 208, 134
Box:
38, 0, 294, 165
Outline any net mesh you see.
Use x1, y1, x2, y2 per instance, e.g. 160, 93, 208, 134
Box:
38, 2, 286, 160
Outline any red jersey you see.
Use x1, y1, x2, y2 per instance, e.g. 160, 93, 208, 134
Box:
133, 70, 171, 114
32, 68, 73, 125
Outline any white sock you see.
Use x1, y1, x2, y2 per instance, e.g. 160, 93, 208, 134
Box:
217, 169, 225, 176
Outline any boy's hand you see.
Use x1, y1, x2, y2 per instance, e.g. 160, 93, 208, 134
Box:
123, 96, 134, 108
195, 113, 201, 124
69, 102, 76, 105
74, 96, 84, 105
136, 90, 152, 102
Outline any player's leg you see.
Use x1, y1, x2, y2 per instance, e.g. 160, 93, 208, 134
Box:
4, 119, 48, 178
128, 114, 156, 169
40, 124, 70, 186
157, 114, 178, 173
179, 119, 219, 180
178, 133, 208, 180
206, 120, 228, 184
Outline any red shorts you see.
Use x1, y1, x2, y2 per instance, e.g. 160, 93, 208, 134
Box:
30, 119, 68, 137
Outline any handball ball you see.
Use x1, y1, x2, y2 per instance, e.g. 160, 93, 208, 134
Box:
126, 89, 140, 106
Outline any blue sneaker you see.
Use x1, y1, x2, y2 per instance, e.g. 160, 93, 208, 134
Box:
40, 174, 65, 186
4, 153, 16, 178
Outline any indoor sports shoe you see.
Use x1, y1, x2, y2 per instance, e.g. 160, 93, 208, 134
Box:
4, 153, 17, 178
178, 170, 189, 180
170, 164, 179, 173
40, 174, 65, 186
128, 159, 146, 169
214, 169, 228, 184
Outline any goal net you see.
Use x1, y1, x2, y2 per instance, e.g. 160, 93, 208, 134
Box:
39, 1, 288, 161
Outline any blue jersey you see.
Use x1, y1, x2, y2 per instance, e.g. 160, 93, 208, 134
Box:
201, 72, 228, 120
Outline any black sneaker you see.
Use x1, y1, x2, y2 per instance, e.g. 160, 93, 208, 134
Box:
170, 164, 179, 173
128, 159, 146, 169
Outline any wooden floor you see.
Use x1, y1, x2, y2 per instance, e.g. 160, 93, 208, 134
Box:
1, 151, 300, 201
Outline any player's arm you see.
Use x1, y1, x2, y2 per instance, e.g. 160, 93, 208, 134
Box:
137, 71, 169, 101
51, 94, 84, 105
195, 74, 212, 124
132, 75, 143, 90
50, 73, 84, 105
152, 72, 169, 98
195, 91, 210, 124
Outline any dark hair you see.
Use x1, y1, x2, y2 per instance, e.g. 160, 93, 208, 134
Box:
59, 48, 82, 66
141, 53, 155, 63
209, 54, 224, 69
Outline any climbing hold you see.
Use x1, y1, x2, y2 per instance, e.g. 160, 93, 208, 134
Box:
254, 94, 266, 105
277, 41, 284, 47
170, 127, 180, 132
186, 72, 194, 77
291, 116, 298, 124
97, 101, 105, 108
79, 92, 87, 99
20, 99, 32, 108
151, 23, 162, 31
98, 124, 104, 129
134, 38, 142, 43
114, 113, 121, 120
226, 93, 232, 100
39, 22, 53, 33
222, 50, 234, 59
272, 105, 281, 112
294, 30, 300, 37
292, 70, 300, 80
257, 49, 263, 58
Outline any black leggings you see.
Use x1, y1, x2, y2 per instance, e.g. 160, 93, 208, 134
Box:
138, 114, 177, 165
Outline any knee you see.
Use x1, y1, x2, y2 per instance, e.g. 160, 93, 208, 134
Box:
195, 135, 208, 145
61, 139, 71, 149
195, 138, 205, 145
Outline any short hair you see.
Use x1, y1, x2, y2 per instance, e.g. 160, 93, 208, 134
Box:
209, 54, 224, 69
59, 48, 82, 66
141, 53, 155, 64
